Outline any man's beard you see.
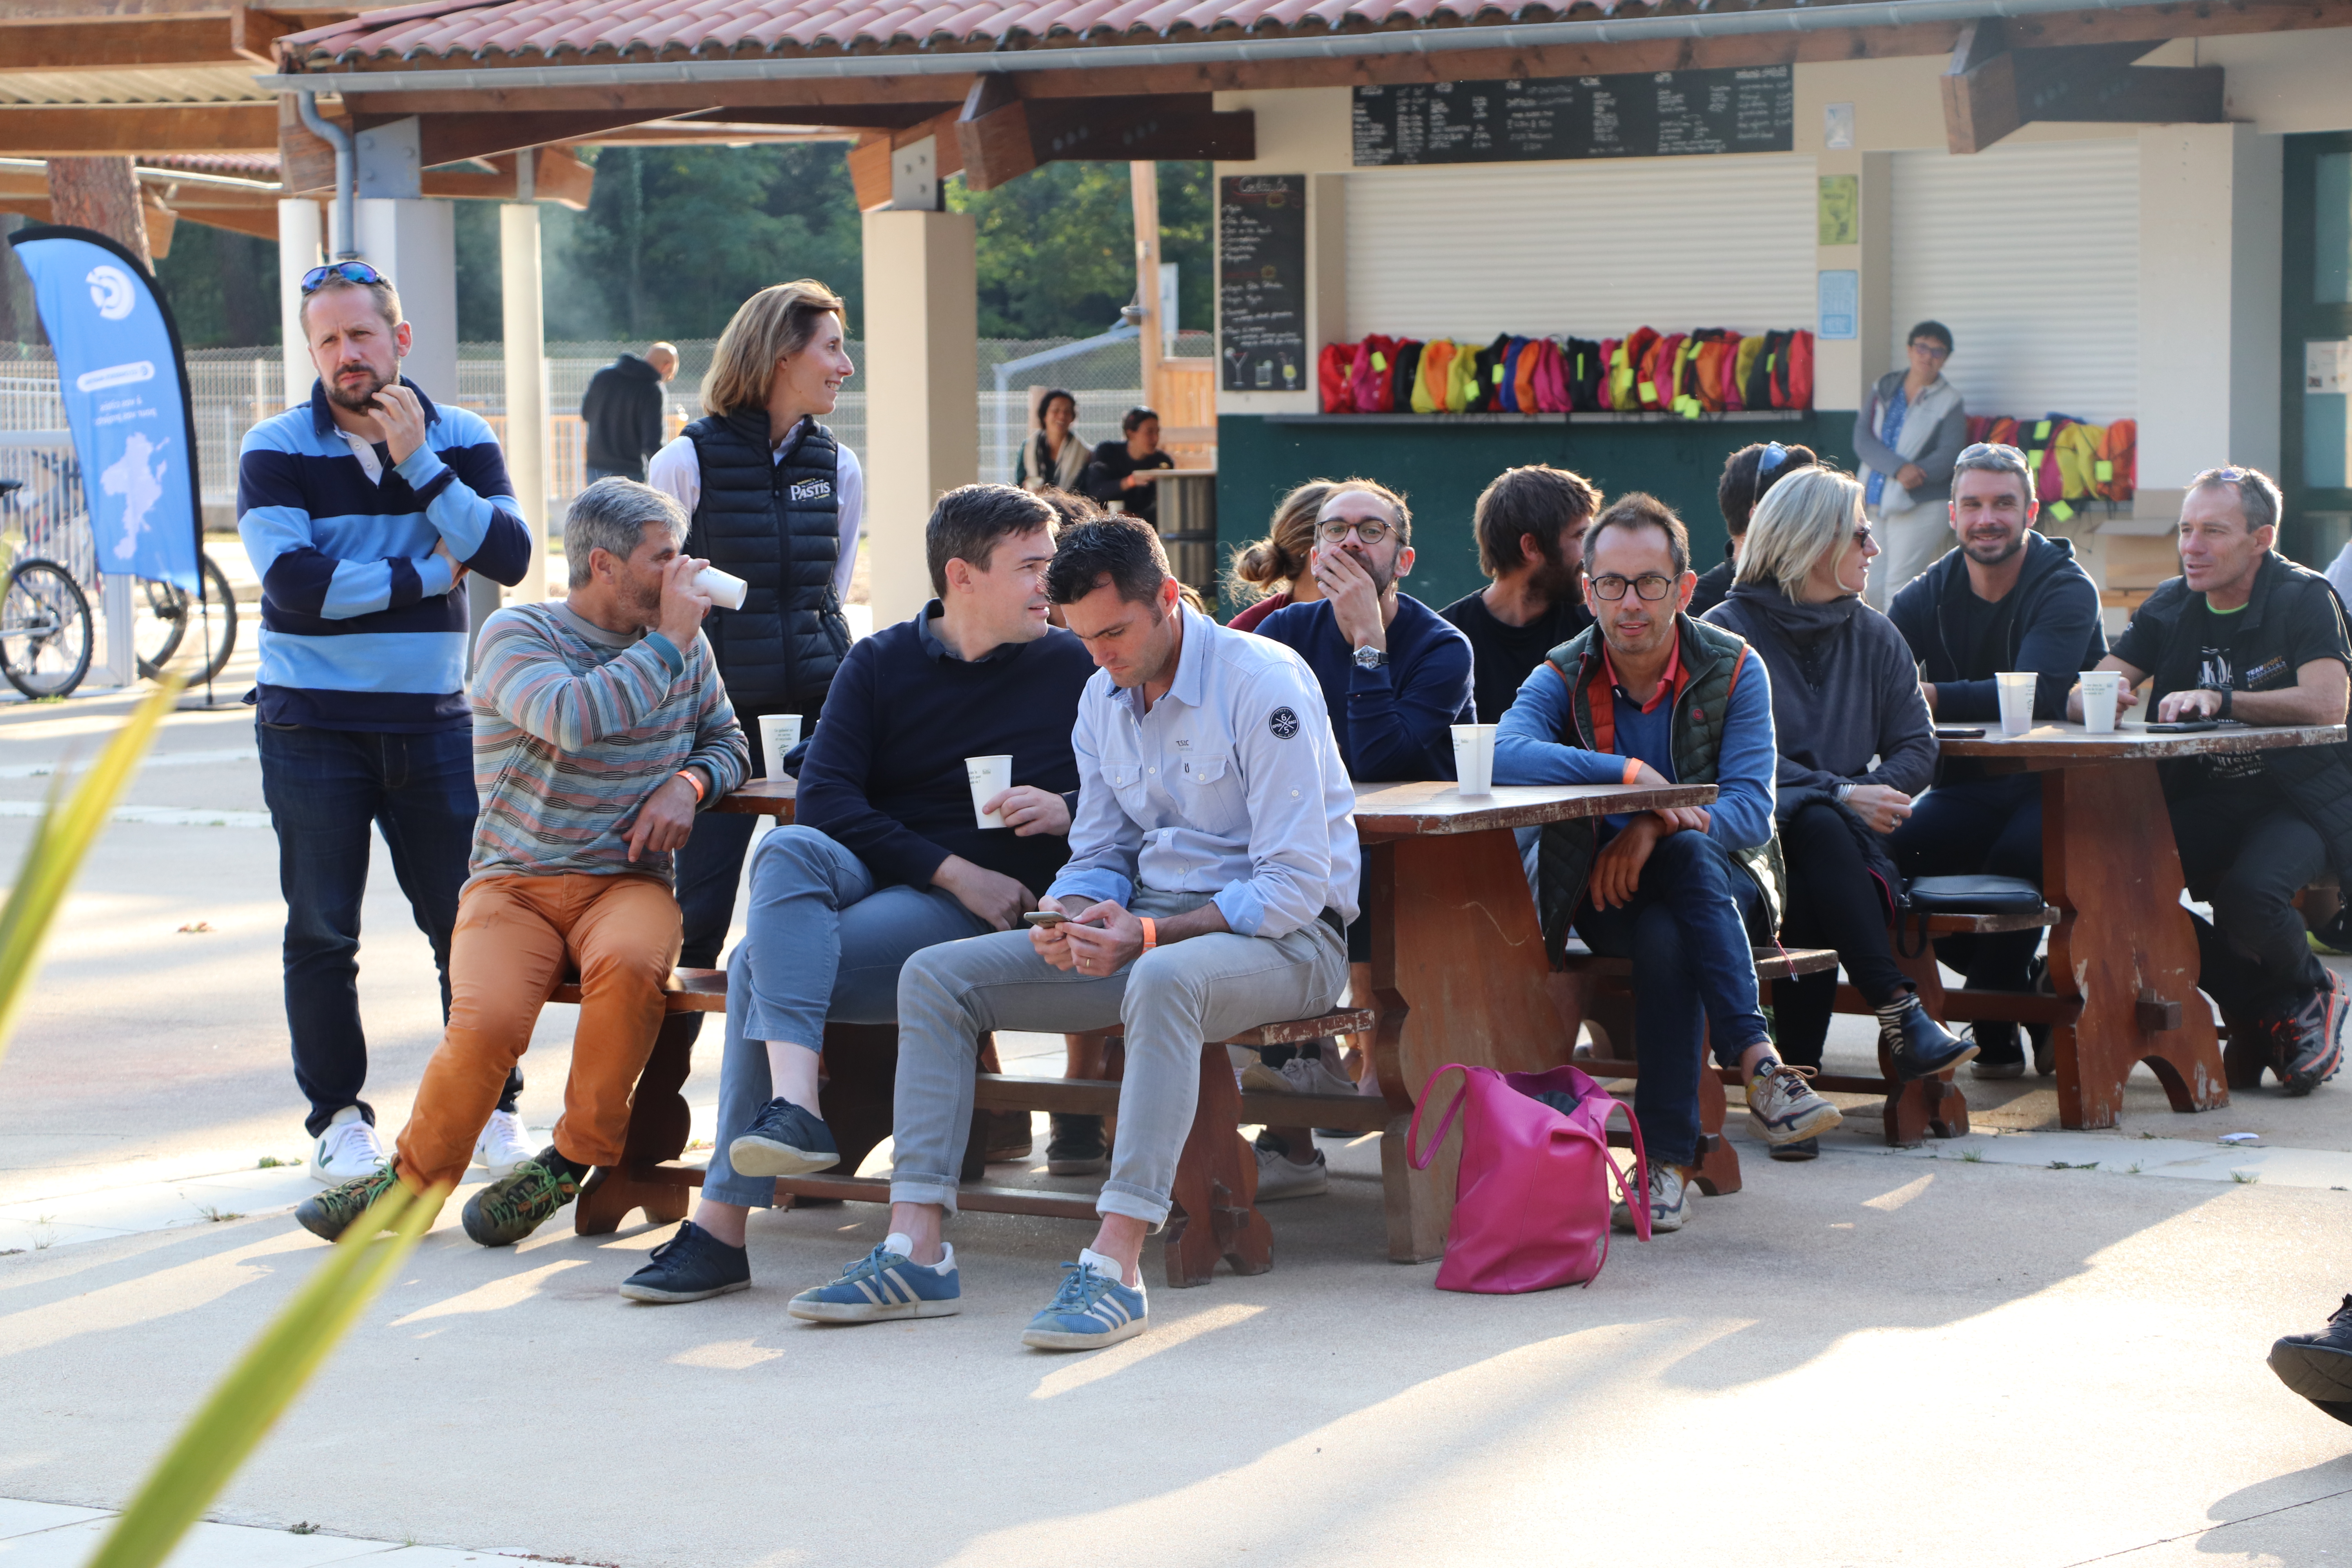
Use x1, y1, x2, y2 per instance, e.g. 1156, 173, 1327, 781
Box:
1527, 545, 1582, 608
1964, 532, 2025, 568
325, 362, 388, 413
1336, 546, 1396, 594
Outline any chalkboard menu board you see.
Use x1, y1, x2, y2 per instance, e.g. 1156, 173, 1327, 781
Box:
1352, 67, 1793, 167
1219, 175, 1307, 394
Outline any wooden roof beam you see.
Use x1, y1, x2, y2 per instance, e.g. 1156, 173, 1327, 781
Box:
281, 103, 667, 192
0, 103, 278, 156
0, 5, 295, 70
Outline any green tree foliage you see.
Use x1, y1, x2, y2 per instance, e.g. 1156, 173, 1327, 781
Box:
154, 224, 280, 349
948, 160, 1212, 341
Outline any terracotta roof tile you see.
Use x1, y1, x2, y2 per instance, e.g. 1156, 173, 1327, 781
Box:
278, 0, 1773, 68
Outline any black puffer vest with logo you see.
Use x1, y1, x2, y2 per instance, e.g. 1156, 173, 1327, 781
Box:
681, 410, 850, 717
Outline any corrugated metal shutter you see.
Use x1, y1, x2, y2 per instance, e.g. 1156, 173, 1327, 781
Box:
1890, 139, 2139, 423
1344, 156, 1817, 341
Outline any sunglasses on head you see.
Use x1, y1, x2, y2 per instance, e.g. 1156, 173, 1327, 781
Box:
299, 260, 388, 294
1755, 441, 1788, 478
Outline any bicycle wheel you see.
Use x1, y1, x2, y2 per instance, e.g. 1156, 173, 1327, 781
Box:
0, 559, 93, 699
136, 553, 237, 684
131, 576, 189, 678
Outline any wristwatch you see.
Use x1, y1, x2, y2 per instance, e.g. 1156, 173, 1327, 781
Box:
1834, 782, 1856, 805
1352, 645, 1388, 670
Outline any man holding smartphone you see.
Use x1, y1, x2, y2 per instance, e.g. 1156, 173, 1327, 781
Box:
2073, 466, 2352, 1095
787, 518, 1355, 1350
1887, 443, 2105, 1077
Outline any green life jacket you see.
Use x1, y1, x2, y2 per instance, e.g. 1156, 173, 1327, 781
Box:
1535, 614, 1786, 965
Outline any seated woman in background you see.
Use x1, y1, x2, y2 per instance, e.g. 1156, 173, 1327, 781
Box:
1691, 440, 1819, 617
1080, 406, 1176, 526
1014, 388, 1087, 494
1701, 466, 1976, 1159
1225, 479, 1331, 632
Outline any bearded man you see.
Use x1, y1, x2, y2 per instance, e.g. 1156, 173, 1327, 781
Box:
1441, 465, 1600, 724
238, 262, 539, 1187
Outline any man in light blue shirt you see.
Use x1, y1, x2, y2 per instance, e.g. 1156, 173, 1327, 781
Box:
788, 519, 1354, 1351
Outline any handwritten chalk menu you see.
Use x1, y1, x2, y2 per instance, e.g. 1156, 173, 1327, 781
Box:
1219, 175, 1308, 394
1352, 67, 1793, 166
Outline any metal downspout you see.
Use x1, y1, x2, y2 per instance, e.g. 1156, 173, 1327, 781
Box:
294, 87, 356, 259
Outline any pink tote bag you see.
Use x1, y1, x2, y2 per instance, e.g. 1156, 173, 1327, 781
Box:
1405, 1062, 1650, 1294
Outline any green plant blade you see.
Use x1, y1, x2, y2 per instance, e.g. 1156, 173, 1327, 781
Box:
0, 678, 181, 1073
82, 1181, 447, 1568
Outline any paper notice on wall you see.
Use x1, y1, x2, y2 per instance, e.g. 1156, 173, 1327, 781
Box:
1818, 269, 1858, 341
2307, 339, 2352, 394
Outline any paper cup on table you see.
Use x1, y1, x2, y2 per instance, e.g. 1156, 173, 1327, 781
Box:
1452, 723, 1497, 795
966, 754, 1013, 828
693, 566, 748, 610
1995, 672, 2036, 736
756, 713, 802, 777
2079, 670, 2122, 735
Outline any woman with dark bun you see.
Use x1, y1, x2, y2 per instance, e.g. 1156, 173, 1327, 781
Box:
1225, 478, 1332, 632
1692, 440, 1818, 616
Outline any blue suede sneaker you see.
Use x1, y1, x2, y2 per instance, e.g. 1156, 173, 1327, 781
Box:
786, 1241, 961, 1323
1020, 1253, 1147, 1352
617, 1221, 751, 1304
727, 1098, 839, 1180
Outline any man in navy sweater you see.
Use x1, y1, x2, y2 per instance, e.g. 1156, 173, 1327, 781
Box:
620, 484, 1094, 1302
1249, 479, 1472, 1196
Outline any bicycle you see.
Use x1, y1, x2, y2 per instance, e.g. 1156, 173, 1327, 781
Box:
0, 477, 93, 698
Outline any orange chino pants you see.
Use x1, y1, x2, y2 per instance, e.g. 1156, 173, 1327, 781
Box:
396, 872, 682, 1192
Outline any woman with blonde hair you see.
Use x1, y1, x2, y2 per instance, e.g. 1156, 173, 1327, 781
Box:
645, 278, 862, 1120
1225, 478, 1331, 631
1701, 466, 1973, 1149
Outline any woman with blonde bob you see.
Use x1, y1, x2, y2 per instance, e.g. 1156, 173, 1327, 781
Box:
1702, 466, 1973, 1147
1224, 478, 1332, 631
645, 278, 863, 1122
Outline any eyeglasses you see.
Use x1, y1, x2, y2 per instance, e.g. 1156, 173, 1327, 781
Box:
1590, 573, 1676, 602
1957, 442, 2027, 463
1755, 441, 1788, 478
299, 260, 388, 294
1851, 525, 1877, 550
1908, 340, 1950, 359
1318, 518, 1393, 544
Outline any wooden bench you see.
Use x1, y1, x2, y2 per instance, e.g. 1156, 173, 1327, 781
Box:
1560, 946, 1839, 1192
546, 965, 1408, 1286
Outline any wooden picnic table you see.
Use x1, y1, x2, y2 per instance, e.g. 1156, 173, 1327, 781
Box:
1938, 719, 2348, 1129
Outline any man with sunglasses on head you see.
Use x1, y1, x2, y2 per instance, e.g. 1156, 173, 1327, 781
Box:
1247, 480, 1472, 1196
1856, 320, 1967, 610
2074, 465, 2352, 1096
1495, 495, 1838, 1234
238, 260, 535, 1187
1886, 443, 2105, 1077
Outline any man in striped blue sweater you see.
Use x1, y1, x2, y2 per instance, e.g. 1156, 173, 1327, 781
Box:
237, 263, 533, 1186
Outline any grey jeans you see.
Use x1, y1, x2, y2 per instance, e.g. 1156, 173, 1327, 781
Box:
889, 889, 1348, 1226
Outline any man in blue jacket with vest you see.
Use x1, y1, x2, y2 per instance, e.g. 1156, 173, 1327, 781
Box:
1889, 442, 2105, 1077
1495, 494, 1841, 1234
238, 261, 533, 1185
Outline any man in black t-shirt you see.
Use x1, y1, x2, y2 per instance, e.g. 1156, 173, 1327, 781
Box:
1441, 465, 1599, 723
2080, 466, 2352, 1096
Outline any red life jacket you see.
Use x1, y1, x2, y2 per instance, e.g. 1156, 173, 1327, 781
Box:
1319, 341, 1357, 413
1779, 330, 1815, 409
1350, 334, 1396, 413
1532, 338, 1570, 413
1642, 332, 1685, 412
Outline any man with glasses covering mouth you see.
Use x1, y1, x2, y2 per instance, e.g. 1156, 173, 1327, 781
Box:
1887, 442, 2106, 1077
238, 259, 537, 1189
1494, 494, 1837, 1236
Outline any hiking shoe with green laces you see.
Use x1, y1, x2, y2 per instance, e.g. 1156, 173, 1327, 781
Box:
460, 1147, 582, 1247
295, 1163, 403, 1243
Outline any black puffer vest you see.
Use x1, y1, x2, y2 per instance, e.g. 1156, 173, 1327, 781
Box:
682, 410, 851, 717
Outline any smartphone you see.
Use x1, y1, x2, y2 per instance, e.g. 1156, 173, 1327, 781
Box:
1022, 910, 1068, 927
1933, 726, 1987, 740
2145, 719, 2220, 733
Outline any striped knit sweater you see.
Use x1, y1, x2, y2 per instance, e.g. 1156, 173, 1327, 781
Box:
237, 379, 531, 732
468, 601, 749, 887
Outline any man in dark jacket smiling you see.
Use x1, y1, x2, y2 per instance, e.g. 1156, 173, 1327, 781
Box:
1889, 442, 2105, 1076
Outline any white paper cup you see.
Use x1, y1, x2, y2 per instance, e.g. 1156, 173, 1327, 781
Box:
2079, 670, 2121, 735
1995, 672, 2036, 737
693, 566, 748, 610
756, 713, 802, 776
966, 754, 1013, 828
1451, 723, 1497, 795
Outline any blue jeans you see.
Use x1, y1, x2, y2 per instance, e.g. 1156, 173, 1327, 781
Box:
701, 826, 987, 1208
652, 715, 789, 1071
256, 721, 521, 1138
1892, 774, 2045, 998
1573, 829, 1769, 1169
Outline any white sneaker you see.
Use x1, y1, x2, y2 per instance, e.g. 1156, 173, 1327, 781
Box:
1611, 1162, 1691, 1234
309, 1106, 387, 1184
473, 1109, 535, 1180
1240, 1052, 1358, 1097
1253, 1144, 1329, 1201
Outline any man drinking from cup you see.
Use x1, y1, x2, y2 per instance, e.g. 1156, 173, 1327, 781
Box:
786, 518, 1353, 1349
2072, 465, 2352, 1096
619, 485, 1094, 1303
1244, 479, 1473, 1194
1887, 442, 2105, 1077
1495, 494, 1837, 1232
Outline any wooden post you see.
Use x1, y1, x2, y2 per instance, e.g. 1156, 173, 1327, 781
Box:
44, 157, 152, 270
501, 150, 549, 602
1131, 161, 1163, 414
